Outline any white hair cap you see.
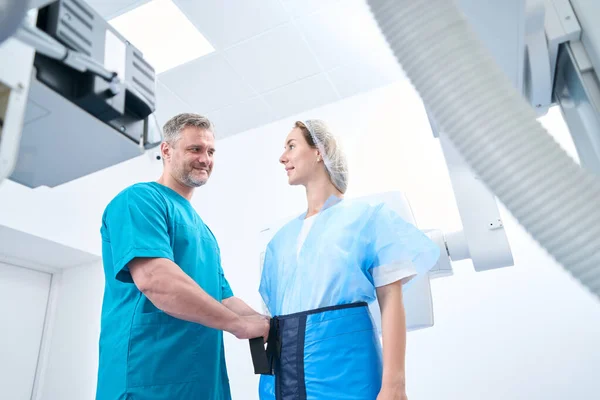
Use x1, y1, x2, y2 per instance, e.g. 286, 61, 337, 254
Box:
303, 119, 349, 194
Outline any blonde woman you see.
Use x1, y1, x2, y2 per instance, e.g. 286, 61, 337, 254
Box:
258, 120, 440, 400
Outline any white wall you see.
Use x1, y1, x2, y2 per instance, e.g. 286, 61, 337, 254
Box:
0, 263, 51, 400
9, 80, 600, 399
35, 261, 105, 400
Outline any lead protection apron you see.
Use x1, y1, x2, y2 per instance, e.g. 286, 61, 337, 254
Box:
255, 302, 383, 400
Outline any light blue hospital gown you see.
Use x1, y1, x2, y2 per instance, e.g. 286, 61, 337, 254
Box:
258, 197, 440, 399
97, 182, 233, 400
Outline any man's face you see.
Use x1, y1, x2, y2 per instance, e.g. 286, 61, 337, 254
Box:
162, 126, 215, 188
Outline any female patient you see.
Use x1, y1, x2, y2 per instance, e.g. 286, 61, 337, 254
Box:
259, 120, 440, 400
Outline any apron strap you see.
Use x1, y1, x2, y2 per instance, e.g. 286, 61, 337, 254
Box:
249, 337, 270, 375
249, 317, 279, 375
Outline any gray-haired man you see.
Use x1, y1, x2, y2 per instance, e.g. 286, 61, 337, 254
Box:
96, 113, 268, 400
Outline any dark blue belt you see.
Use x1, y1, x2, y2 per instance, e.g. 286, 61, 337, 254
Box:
249, 302, 368, 377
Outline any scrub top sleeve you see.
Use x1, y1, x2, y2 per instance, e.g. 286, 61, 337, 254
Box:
368, 203, 440, 284
219, 265, 234, 300
105, 186, 174, 283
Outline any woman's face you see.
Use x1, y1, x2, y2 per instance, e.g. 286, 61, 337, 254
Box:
279, 127, 319, 187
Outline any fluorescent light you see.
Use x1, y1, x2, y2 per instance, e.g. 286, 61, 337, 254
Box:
109, 0, 214, 74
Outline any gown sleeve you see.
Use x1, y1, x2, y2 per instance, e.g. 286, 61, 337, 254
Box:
367, 203, 440, 286
258, 242, 275, 313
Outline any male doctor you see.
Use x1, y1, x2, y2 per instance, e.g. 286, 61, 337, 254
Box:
96, 113, 269, 399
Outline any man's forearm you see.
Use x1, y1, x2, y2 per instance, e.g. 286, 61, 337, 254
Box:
130, 258, 242, 334
223, 296, 264, 317
377, 282, 408, 389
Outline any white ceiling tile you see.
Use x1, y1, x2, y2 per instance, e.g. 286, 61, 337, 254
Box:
327, 49, 406, 99
207, 97, 274, 139
296, 0, 393, 71
280, 0, 343, 18
108, 0, 215, 74
154, 80, 193, 127
158, 54, 255, 113
174, 0, 289, 49
263, 74, 339, 120
224, 24, 321, 94
85, 0, 150, 18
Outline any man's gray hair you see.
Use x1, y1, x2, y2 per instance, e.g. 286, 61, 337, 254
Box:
162, 113, 214, 144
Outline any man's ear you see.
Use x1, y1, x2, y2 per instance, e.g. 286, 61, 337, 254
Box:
160, 142, 170, 161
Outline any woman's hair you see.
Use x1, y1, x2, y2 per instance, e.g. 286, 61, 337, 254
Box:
294, 120, 348, 194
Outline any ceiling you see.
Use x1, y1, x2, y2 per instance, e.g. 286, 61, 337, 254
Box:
85, 0, 406, 139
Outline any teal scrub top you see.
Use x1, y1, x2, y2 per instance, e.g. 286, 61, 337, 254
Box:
96, 182, 234, 400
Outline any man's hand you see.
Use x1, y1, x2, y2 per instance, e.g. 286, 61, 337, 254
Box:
377, 384, 407, 400
232, 314, 270, 342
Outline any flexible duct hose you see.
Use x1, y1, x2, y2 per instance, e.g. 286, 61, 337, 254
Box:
367, 0, 600, 298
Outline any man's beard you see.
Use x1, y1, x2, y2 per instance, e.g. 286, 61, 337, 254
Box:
175, 164, 209, 188
182, 174, 206, 188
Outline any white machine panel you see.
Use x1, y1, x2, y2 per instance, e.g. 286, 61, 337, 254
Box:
0, 25, 36, 183
438, 133, 515, 271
